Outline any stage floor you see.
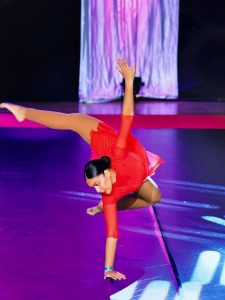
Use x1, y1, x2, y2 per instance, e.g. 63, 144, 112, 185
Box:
1, 101, 225, 129
1, 100, 225, 115
0, 119, 225, 299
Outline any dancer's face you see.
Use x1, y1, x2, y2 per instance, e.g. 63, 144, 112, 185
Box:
86, 170, 113, 194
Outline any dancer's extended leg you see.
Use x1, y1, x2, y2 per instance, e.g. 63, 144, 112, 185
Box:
116, 177, 161, 210
0, 103, 100, 144
87, 178, 161, 216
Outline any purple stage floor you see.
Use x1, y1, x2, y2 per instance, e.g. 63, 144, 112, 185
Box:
1, 100, 225, 115
0, 123, 225, 299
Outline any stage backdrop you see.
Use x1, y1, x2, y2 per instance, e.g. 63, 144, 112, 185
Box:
79, 0, 179, 103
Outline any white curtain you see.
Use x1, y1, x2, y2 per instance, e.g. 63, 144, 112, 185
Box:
79, 0, 179, 103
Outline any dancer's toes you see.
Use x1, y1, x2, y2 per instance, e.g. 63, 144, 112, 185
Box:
0, 103, 26, 122
0, 103, 6, 109
0, 103, 10, 109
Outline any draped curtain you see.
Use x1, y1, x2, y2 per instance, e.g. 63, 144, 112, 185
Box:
79, 0, 179, 103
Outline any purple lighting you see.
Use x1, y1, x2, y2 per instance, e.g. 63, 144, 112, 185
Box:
79, 0, 179, 102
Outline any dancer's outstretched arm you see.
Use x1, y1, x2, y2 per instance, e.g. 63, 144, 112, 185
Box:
103, 60, 136, 281
117, 59, 136, 116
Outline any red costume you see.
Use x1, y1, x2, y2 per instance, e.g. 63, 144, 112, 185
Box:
90, 115, 163, 239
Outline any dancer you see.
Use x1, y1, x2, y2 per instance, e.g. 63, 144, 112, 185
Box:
0, 59, 163, 281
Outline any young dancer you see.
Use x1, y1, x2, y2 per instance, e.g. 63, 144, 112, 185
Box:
0, 59, 163, 281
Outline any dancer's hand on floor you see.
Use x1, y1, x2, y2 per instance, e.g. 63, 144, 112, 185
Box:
116, 59, 136, 83
104, 269, 126, 280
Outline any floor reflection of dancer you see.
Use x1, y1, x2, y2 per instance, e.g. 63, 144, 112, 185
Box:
0, 59, 163, 281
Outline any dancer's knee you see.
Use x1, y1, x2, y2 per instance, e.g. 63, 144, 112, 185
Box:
152, 188, 161, 204
146, 187, 161, 205
146, 177, 161, 204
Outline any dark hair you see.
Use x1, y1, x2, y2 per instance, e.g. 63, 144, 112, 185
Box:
84, 156, 111, 179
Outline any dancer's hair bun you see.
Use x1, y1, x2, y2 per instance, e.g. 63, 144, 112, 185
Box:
101, 156, 111, 168
84, 156, 112, 179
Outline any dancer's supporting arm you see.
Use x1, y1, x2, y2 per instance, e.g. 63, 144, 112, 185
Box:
103, 202, 121, 279
104, 60, 136, 280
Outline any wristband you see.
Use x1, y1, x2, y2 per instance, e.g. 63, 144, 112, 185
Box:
104, 266, 114, 271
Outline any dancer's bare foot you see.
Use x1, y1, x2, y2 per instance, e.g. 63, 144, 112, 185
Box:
86, 206, 103, 216
0, 103, 27, 122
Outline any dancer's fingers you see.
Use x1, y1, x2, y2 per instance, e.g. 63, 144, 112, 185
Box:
104, 270, 126, 280
119, 59, 128, 71
116, 66, 122, 73
117, 58, 127, 68
117, 59, 122, 66
117, 59, 135, 74
121, 59, 129, 68
117, 60, 129, 75
132, 63, 136, 74
120, 60, 131, 74
115, 272, 126, 280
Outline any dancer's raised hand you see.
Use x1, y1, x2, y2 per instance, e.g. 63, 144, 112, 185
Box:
116, 59, 136, 83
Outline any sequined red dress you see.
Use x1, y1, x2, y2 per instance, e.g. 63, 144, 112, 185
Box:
90, 115, 163, 238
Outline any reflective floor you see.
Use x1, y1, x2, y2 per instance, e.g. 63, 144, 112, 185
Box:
0, 112, 225, 299
1, 100, 225, 115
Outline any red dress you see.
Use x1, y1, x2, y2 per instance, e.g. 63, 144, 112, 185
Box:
90, 115, 163, 239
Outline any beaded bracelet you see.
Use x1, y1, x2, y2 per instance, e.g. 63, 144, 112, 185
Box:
104, 266, 114, 271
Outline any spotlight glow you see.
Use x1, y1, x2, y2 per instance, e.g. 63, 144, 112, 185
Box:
202, 216, 225, 227
110, 281, 138, 300
191, 251, 220, 284
139, 280, 170, 300
220, 261, 225, 285
174, 282, 202, 300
